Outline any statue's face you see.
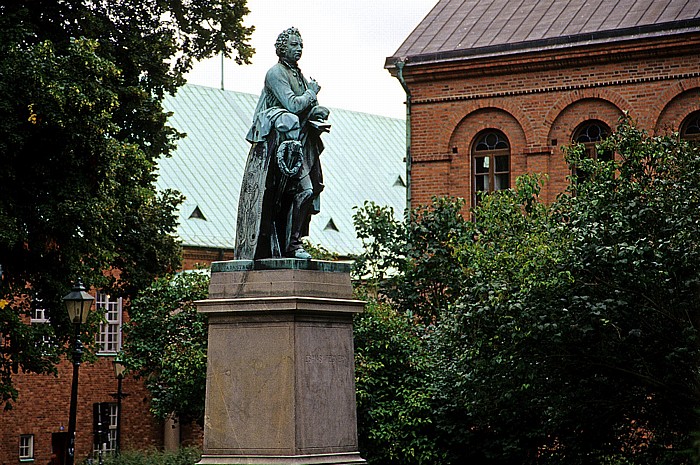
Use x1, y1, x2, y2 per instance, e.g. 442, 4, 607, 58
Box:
283, 34, 303, 64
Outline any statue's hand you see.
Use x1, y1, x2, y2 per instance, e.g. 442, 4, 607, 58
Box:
308, 78, 321, 94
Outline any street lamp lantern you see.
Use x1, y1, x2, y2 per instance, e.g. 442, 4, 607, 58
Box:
63, 279, 94, 324
112, 354, 126, 379
62, 279, 94, 465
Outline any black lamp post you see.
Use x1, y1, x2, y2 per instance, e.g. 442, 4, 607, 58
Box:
111, 354, 128, 455
63, 279, 94, 465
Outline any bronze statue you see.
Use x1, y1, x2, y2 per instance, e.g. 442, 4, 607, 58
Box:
235, 27, 330, 260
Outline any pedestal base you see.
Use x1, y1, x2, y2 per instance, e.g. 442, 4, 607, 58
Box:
196, 260, 366, 465
197, 452, 366, 464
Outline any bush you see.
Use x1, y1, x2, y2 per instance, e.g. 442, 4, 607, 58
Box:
354, 298, 443, 464
351, 118, 700, 464
98, 447, 201, 465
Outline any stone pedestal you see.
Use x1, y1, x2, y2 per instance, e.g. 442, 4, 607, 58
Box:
196, 259, 367, 465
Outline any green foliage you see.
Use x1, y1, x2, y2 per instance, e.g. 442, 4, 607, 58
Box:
121, 271, 210, 423
302, 239, 340, 261
354, 297, 443, 464
0, 0, 252, 406
351, 119, 700, 464
98, 447, 201, 465
352, 201, 407, 289
353, 197, 470, 324
352, 198, 471, 464
0, 298, 61, 408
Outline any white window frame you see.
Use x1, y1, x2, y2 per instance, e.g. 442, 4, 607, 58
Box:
19, 434, 34, 461
30, 305, 49, 323
93, 403, 118, 455
472, 130, 511, 205
108, 402, 118, 452
31, 299, 56, 352
95, 292, 122, 354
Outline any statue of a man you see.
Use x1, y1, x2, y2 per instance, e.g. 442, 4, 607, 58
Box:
235, 27, 330, 260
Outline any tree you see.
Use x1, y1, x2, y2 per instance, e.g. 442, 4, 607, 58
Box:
121, 271, 210, 424
351, 118, 700, 464
0, 1, 253, 407
353, 197, 471, 325
353, 295, 443, 465
352, 199, 469, 464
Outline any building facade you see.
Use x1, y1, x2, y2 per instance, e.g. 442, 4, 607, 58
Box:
386, 0, 700, 210
0, 294, 168, 465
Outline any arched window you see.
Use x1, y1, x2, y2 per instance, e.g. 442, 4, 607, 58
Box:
572, 120, 611, 161
472, 130, 510, 204
680, 111, 700, 142
571, 120, 612, 181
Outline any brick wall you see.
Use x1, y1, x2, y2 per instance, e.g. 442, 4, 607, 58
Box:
403, 36, 700, 210
182, 247, 234, 270
0, 247, 224, 464
0, 356, 161, 465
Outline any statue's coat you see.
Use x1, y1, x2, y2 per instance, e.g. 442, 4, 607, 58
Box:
235, 61, 326, 260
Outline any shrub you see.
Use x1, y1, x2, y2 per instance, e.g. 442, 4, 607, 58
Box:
98, 447, 201, 465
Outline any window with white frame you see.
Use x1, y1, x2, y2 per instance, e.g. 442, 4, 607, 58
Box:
30, 304, 49, 323
93, 403, 118, 455
95, 292, 122, 354
108, 402, 118, 451
31, 298, 56, 352
19, 434, 34, 460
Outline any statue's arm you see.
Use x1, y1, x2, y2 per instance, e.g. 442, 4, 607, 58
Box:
266, 67, 317, 114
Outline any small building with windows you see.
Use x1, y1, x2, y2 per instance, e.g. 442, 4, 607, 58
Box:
0, 292, 162, 465
385, 0, 700, 210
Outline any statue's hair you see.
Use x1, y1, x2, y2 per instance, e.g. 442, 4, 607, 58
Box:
275, 27, 302, 58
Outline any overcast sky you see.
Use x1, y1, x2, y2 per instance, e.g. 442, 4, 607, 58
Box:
184, 0, 439, 119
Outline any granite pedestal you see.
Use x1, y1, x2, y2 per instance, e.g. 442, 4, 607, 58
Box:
196, 259, 367, 465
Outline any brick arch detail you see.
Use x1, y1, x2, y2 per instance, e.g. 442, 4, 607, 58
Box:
445, 99, 534, 151
547, 98, 623, 142
651, 77, 700, 132
446, 106, 528, 211
544, 88, 629, 133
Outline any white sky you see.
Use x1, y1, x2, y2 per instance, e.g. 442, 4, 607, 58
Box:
184, 0, 439, 119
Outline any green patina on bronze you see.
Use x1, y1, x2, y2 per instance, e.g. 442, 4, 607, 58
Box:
235, 27, 331, 261
211, 258, 352, 274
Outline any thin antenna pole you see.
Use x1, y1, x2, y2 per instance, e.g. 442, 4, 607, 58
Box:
220, 52, 224, 90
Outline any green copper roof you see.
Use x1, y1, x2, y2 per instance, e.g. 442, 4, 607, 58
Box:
158, 84, 406, 257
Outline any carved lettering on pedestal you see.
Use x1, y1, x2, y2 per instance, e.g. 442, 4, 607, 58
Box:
304, 354, 348, 365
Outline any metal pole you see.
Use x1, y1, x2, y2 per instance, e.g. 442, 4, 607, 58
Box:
115, 376, 122, 455
221, 51, 225, 90
66, 326, 83, 465
396, 59, 412, 213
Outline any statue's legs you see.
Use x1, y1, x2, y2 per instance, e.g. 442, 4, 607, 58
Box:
286, 175, 314, 258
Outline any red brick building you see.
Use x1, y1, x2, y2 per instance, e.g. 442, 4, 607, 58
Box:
386, 0, 700, 211
0, 294, 171, 465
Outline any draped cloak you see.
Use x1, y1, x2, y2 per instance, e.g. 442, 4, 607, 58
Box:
234, 60, 327, 260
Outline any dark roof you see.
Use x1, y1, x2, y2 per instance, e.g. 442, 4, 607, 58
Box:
157, 84, 406, 256
388, 0, 700, 67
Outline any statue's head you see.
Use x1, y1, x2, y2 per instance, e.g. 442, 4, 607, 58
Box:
275, 27, 303, 63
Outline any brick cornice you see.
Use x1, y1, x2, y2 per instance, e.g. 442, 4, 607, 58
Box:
411, 71, 700, 106
398, 33, 700, 83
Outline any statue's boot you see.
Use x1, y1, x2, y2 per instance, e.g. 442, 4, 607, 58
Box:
286, 184, 314, 259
